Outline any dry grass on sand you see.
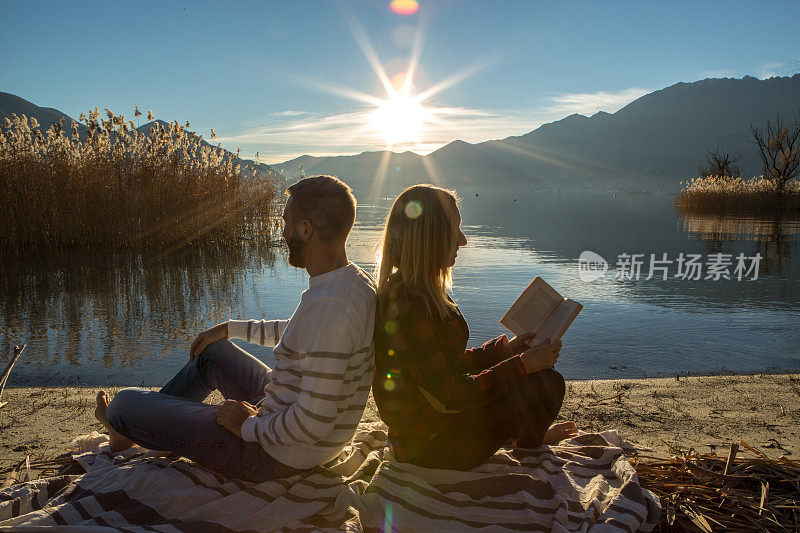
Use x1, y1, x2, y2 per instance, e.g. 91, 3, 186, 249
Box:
2, 373, 798, 476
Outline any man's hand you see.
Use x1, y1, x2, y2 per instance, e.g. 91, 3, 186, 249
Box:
501, 332, 537, 357
216, 400, 258, 438
190, 322, 228, 361
520, 339, 562, 374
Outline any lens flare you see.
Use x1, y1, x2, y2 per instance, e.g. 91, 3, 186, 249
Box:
391, 71, 409, 91
384, 502, 394, 532
390, 0, 419, 15
404, 200, 422, 219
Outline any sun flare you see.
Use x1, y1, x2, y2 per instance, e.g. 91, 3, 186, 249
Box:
368, 91, 432, 146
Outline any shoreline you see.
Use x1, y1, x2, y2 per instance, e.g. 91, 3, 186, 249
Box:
1, 373, 798, 475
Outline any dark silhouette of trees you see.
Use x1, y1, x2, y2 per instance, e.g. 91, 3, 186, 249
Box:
750, 111, 800, 193
698, 146, 741, 178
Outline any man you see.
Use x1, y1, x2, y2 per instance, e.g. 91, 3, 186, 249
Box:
94, 175, 377, 482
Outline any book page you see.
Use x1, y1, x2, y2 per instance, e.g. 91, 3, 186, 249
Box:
527, 299, 583, 347
500, 277, 563, 337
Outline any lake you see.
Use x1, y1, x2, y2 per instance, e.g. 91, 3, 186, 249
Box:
1, 191, 798, 386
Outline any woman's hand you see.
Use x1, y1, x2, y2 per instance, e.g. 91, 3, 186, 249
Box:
189, 322, 228, 361
501, 332, 537, 357
520, 339, 562, 374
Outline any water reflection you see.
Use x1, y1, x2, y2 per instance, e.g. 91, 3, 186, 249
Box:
678, 209, 799, 276
1, 193, 798, 384
0, 243, 278, 384
449, 193, 799, 378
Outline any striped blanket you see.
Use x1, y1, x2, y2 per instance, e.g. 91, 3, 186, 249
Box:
0, 423, 660, 531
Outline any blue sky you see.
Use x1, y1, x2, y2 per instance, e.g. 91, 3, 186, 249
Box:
3, 0, 799, 163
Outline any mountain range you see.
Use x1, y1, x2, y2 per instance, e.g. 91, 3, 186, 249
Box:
0, 92, 83, 134
0, 92, 283, 183
271, 74, 800, 197
4, 75, 800, 198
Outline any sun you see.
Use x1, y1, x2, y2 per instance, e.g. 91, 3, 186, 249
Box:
368, 91, 431, 147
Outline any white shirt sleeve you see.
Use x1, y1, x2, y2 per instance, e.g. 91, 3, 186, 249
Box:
227, 319, 289, 347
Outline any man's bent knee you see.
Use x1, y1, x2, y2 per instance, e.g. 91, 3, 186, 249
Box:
197, 339, 235, 365
106, 387, 146, 430
195, 339, 238, 379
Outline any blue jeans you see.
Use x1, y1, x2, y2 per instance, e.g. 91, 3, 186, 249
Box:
106, 340, 304, 482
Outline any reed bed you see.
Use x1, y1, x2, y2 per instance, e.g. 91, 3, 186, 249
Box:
676, 175, 800, 213
0, 110, 280, 249
635, 443, 800, 532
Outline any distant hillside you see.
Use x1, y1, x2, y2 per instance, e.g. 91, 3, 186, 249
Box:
273, 75, 800, 198
0, 91, 87, 135
0, 93, 283, 183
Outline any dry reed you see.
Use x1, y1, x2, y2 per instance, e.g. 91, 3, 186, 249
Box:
636, 443, 800, 531
675, 175, 800, 213
0, 110, 280, 249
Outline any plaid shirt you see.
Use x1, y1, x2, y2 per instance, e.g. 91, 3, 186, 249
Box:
373, 282, 528, 460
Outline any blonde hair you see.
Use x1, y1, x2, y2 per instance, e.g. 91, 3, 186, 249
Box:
376, 184, 461, 320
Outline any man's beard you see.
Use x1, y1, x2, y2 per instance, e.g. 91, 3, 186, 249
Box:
285, 234, 307, 268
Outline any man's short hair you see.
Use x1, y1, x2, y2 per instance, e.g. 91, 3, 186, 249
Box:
285, 175, 357, 242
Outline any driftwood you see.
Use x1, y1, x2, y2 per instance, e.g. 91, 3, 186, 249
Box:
0, 344, 26, 408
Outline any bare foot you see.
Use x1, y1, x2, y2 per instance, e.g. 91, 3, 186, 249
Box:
95, 391, 135, 453
542, 421, 579, 445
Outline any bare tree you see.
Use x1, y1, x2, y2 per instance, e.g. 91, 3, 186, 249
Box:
698, 145, 741, 179
750, 111, 800, 193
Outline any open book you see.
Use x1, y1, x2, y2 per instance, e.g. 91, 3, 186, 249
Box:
500, 277, 583, 347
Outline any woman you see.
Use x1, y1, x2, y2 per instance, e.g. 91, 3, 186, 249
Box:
373, 184, 577, 470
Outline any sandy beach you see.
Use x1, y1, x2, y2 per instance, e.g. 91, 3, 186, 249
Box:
2, 373, 798, 475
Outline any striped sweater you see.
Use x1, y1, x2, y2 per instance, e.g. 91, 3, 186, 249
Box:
227, 262, 376, 469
